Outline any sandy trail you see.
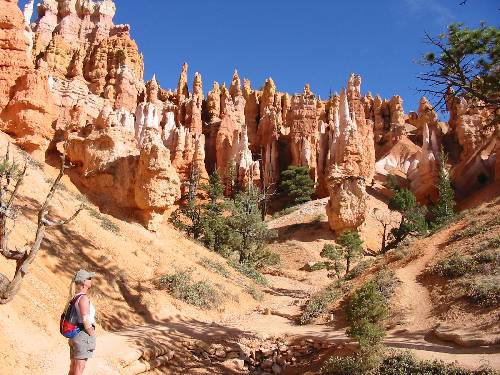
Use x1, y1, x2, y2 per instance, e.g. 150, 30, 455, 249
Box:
393, 228, 455, 332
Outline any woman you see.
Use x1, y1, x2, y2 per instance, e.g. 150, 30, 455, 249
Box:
68, 270, 97, 375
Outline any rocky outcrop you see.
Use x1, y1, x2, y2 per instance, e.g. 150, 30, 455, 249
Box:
325, 76, 375, 233
2, 0, 497, 233
0, 69, 56, 151
135, 129, 181, 231
289, 85, 320, 182
33, 0, 143, 104
408, 124, 439, 202
0, 0, 58, 151
446, 94, 497, 197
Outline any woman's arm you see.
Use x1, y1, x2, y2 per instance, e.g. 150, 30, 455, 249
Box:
78, 295, 95, 336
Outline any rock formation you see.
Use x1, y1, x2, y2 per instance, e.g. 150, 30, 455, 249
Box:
324, 76, 375, 233
135, 129, 181, 231
0, 0, 497, 232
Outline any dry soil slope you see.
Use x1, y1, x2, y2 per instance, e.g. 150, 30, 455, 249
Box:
0, 135, 260, 375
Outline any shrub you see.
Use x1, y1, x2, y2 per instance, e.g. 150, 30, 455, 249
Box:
271, 205, 299, 219
229, 260, 268, 286
487, 237, 500, 250
474, 249, 498, 264
280, 165, 315, 205
320, 355, 364, 375
380, 351, 498, 375
87, 208, 120, 234
460, 277, 499, 308
346, 281, 388, 348
300, 282, 342, 325
158, 271, 220, 309
373, 269, 397, 301
245, 285, 264, 301
199, 257, 230, 278
309, 262, 331, 271
432, 254, 476, 278
345, 259, 375, 281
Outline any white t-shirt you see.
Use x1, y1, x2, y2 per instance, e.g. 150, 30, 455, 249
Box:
74, 293, 96, 325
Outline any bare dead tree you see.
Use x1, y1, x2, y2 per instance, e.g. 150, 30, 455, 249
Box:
373, 208, 398, 254
0, 145, 82, 304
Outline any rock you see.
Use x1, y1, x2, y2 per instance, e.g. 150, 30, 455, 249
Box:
272, 363, 282, 374
261, 358, 273, 370
0, 0, 33, 111
325, 75, 374, 233
1, 68, 56, 151
223, 358, 245, 371
135, 129, 181, 231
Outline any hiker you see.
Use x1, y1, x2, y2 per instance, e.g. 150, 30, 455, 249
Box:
67, 270, 97, 375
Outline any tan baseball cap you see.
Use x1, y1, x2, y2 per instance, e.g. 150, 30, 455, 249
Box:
74, 269, 96, 283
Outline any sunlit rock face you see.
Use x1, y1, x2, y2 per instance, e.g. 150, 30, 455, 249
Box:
324, 76, 375, 233
1, 0, 497, 231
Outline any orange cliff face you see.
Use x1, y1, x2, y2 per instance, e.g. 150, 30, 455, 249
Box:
0, 0, 497, 232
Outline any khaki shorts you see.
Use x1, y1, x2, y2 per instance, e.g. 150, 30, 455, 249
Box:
69, 331, 96, 360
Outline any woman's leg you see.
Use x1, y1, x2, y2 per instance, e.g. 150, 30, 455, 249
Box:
73, 359, 87, 375
68, 359, 74, 375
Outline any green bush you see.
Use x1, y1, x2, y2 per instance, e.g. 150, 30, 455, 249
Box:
229, 260, 268, 286
379, 351, 498, 375
280, 165, 315, 205
460, 277, 499, 308
345, 259, 375, 281
199, 258, 230, 278
300, 282, 342, 325
346, 281, 388, 348
158, 271, 220, 309
322, 351, 499, 375
373, 269, 397, 301
321, 355, 364, 375
432, 254, 476, 278
309, 262, 331, 271
245, 285, 264, 301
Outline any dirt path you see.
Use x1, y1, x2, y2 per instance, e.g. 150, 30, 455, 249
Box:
393, 227, 455, 332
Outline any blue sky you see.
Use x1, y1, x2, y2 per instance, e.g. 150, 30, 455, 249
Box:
22, 0, 499, 112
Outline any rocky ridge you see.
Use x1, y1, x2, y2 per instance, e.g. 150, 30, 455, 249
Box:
0, 0, 497, 231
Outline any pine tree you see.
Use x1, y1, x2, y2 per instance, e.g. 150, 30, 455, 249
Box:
336, 231, 364, 275
170, 163, 204, 239
320, 244, 345, 279
389, 189, 428, 243
280, 165, 315, 205
226, 186, 277, 267
431, 148, 456, 227
200, 171, 231, 255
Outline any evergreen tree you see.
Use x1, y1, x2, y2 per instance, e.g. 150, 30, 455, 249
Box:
170, 164, 204, 239
419, 22, 500, 111
389, 189, 428, 243
226, 187, 277, 267
431, 148, 456, 227
200, 171, 231, 255
336, 231, 364, 275
320, 244, 345, 279
280, 165, 315, 205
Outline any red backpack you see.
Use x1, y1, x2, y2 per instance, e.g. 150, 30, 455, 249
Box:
60, 294, 84, 338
